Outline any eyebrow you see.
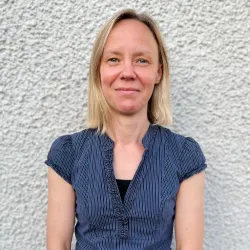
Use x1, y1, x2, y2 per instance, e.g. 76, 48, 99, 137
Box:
103, 50, 153, 56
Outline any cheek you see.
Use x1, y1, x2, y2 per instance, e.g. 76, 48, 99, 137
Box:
137, 70, 157, 86
137, 66, 159, 82
100, 65, 119, 87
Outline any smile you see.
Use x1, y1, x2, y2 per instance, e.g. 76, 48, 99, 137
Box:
115, 88, 140, 92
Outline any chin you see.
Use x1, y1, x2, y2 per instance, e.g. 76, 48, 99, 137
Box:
116, 105, 142, 115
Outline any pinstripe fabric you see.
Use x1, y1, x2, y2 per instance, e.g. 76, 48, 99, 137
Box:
45, 124, 207, 250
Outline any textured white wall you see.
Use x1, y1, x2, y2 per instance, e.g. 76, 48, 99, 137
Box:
1, 0, 249, 249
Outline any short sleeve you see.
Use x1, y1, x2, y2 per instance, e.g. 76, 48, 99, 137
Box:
45, 135, 75, 184
178, 137, 207, 182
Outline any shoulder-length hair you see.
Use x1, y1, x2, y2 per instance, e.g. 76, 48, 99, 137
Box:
87, 9, 172, 133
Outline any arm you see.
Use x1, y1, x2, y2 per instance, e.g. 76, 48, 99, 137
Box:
46, 167, 75, 250
175, 172, 205, 250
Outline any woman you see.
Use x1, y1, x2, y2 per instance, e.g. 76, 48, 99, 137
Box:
45, 9, 207, 250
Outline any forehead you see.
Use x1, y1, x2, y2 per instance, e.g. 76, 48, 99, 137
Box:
103, 19, 158, 53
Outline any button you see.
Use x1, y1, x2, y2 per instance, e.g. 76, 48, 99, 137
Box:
122, 220, 128, 226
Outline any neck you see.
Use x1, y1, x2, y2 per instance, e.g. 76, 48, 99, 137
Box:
106, 113, 150, 146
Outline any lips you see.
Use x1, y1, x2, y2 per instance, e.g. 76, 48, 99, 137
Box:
115, 88, 140, 92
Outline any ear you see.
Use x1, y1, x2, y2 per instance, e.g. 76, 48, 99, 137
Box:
156, 64, 162, 84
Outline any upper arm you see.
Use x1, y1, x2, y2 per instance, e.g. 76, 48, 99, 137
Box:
47, 167, 75, 250
175, 172, 205, 250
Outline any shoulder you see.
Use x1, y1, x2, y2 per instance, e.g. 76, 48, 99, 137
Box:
155, 125, 186, 152
70, 128, 97, 153
155, 125, 207, 182
45, 128, 97, 184
156, 125, 203, 151
49, 128, 96, 154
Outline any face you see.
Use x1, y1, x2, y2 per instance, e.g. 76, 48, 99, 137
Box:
99, 19, 162, 117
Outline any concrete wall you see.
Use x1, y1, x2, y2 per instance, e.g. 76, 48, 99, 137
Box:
1, 0, 249, 249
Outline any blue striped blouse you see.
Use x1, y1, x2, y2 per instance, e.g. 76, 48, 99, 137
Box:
45, 124, 207, 250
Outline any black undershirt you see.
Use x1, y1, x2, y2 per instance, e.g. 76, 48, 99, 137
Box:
116, 179, 131, 202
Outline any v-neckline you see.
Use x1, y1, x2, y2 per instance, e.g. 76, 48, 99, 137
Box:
100, 123, 157, 205
100, 123, 158, 239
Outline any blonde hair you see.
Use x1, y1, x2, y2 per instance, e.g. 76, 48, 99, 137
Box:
87, 9, 172, 133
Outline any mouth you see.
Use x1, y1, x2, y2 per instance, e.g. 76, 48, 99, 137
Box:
115, 88, 140, 92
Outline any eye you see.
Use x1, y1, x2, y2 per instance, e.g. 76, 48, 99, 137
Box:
136, 58, 149, 64
107, 58, 119, 63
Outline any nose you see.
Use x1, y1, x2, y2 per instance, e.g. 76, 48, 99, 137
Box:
120, 61, 136, 81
